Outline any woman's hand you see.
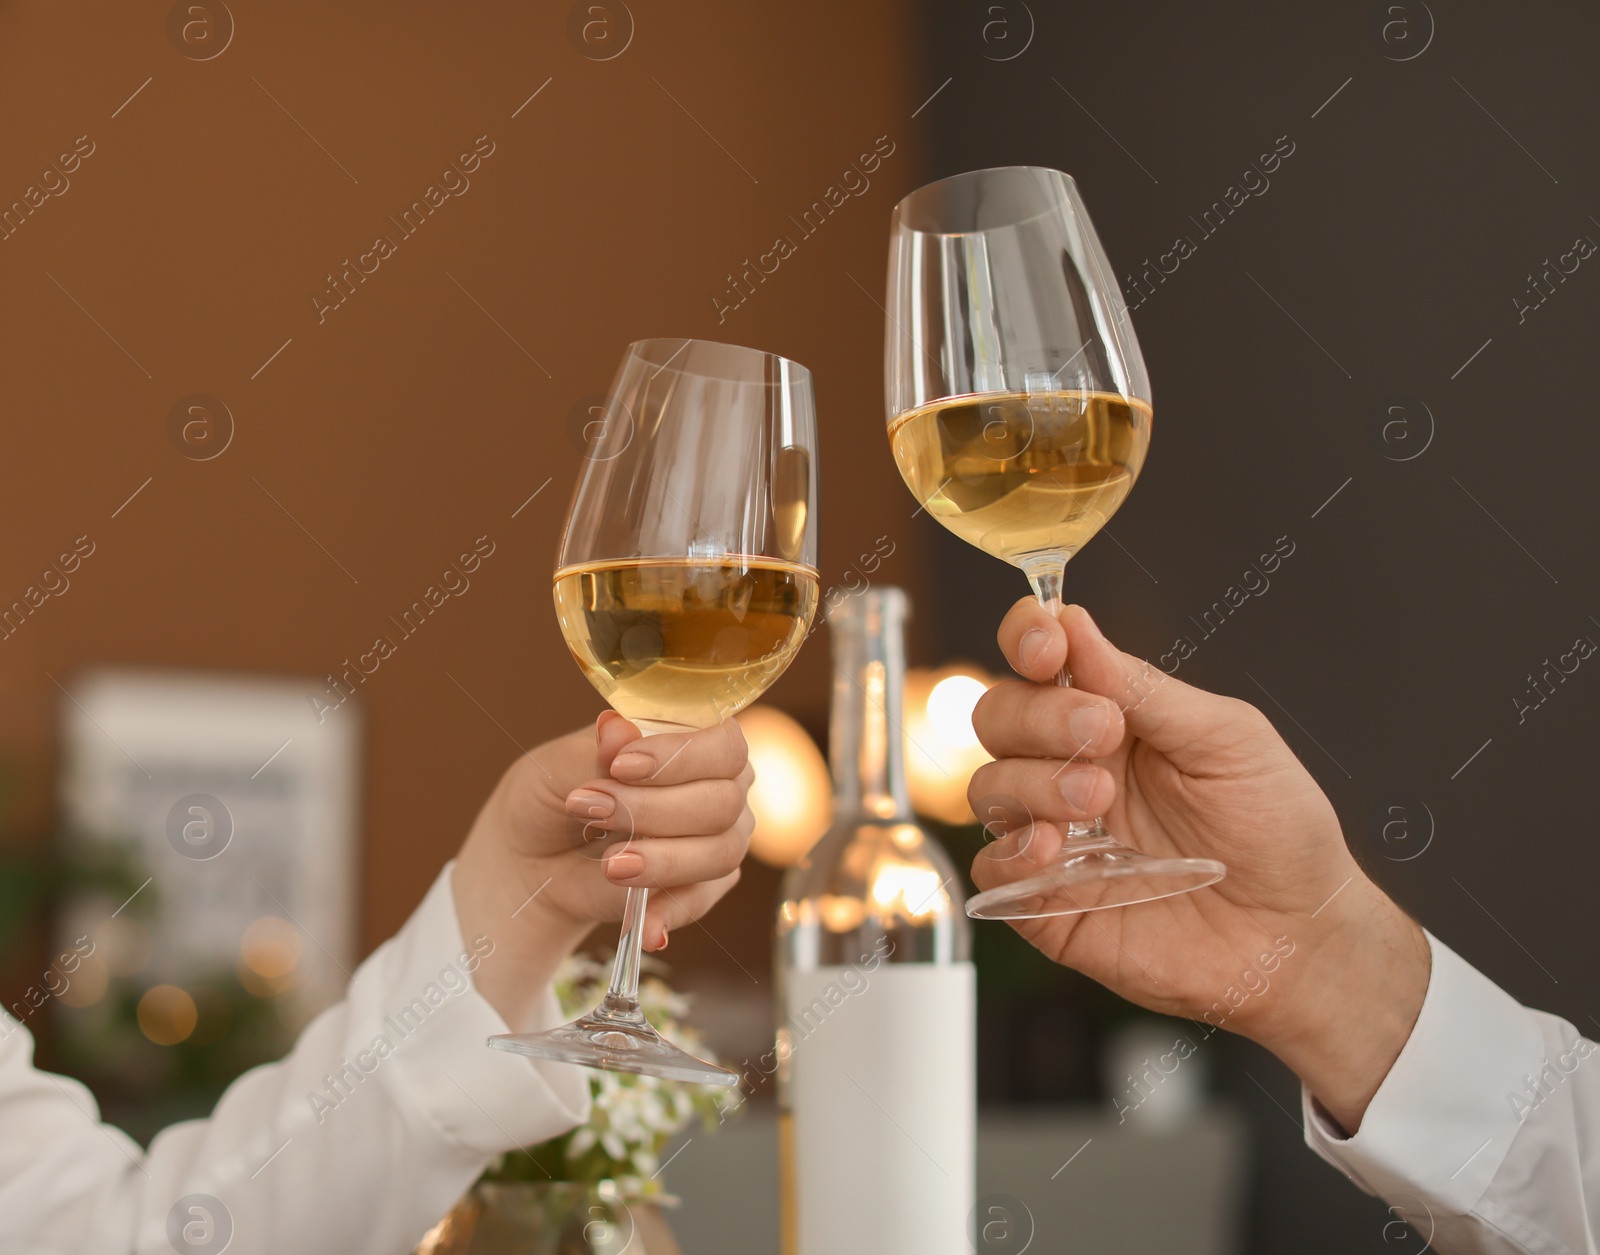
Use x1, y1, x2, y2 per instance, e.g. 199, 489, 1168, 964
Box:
452, 711, 753, 1031
969, 600, 1430, 1132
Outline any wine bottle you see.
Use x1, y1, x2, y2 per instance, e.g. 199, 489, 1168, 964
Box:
776, 587, 975, 1255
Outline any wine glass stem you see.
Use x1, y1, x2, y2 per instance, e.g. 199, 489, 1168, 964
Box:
1021, 556, 1068, 685
602, 885, 649, 1012
1022, 556, 1113, 849
594, 717, 685, 1015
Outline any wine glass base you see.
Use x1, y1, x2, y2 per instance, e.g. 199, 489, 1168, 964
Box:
966, 845, 1225, 919
489, 1006, 739, 1087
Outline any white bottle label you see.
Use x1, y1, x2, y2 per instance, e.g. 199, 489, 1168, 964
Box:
786, 962, 975, 1255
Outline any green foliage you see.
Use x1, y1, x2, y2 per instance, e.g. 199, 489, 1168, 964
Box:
480, 954, 740, 1204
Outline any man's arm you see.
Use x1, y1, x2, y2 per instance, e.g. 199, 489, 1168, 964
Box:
969, 599, 1597, 1254
1301, 932, 1598, 1255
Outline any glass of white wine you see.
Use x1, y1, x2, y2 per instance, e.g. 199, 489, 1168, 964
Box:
489, 337, 819, 1084
885, 166, 1225, 919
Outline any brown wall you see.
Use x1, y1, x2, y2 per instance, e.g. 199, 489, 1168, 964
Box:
0, 1, 927, 979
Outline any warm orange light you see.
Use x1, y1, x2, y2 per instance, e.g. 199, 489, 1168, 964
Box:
239, 916, 301, 996
137, 984, 198, 1045
737, 705, 832, 867
816, 894, 867, 933
903, 664, 999, 824
57, 952, 109, 1009
926, 674, 988, 748
869, 858, 948, 921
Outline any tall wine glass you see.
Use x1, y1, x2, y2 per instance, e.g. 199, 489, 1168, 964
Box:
489, 337, 820, 1083
885, 166, 1225, 919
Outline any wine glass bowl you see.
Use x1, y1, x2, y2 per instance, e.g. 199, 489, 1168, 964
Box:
885, 167, 1225, 919
887, 388, 1150, 572
489, 337, 820, 1084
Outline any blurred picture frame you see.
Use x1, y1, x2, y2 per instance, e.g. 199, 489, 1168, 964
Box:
55, 669, 362, 1028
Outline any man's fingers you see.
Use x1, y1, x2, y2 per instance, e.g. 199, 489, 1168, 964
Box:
997, 596, 1069, 682
971, 681, 1125, 762
968, 759, 1116, 824
594, 715, 750, 786
641, 869, 743, 950
984, 602, 1277, 772
1058, 605, 1272, 764
972, 820, 1065, 882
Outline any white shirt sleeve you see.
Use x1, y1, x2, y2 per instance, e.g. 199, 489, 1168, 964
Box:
0, 861, 590, 1255
1302, 930, 1599, 1255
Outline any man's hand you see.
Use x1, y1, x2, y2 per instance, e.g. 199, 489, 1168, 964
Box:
969, 599, 1430, 1132
453, 711, 752, 1031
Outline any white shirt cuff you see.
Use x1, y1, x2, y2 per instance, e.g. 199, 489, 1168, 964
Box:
361, 861, 591, 1153
1301, 930, 1546, 1213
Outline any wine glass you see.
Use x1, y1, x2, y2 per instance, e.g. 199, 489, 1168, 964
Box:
489, 337, 820, 1084
884, 166, 1225, 919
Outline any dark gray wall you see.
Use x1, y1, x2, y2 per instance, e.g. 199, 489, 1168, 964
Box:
916, 2, 1600, 1250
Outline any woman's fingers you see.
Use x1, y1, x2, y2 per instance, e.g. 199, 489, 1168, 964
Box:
565, 764, 754, 839
600, 809, 753, 889
593, 713, 749, 787
640, 868, 744, 950
559, 717, 756, 928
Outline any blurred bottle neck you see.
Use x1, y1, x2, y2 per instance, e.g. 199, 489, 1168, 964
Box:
828, 589, 913, 821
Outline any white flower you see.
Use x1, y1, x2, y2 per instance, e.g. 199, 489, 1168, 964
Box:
509, 951, 746, 1190
639, 1092, 669, 1131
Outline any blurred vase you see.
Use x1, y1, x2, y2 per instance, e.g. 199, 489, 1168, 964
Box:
416, 1182, 680, 1255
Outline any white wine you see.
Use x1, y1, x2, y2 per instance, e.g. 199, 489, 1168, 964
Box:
889, 389, 1151, 568
553, 556, 819, 728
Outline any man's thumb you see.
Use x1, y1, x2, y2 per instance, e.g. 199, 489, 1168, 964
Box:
1061, 605, 1253, 763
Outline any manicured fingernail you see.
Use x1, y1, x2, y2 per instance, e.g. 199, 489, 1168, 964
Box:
1068, 703, 1109, 746
1076, 605, 1104, 640
657, 928, 669, 951
1058, 768, 1098, 811
567, 789, 615, 818
611, 752, 653, 781
604, 851, 644, 880
1019, 628, 1051, 670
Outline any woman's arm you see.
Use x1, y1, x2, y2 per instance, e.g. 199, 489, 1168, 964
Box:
0, 862, 588, 1255
0, 712, 754, 1254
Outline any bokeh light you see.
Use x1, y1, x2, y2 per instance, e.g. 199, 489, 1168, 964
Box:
903, 664, 1000, 824
737, 705, 832, 867
56, 951, 110, 1009
238, 916, 302, 997
925, 674, 988, 749
137, 984, 198, 1045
